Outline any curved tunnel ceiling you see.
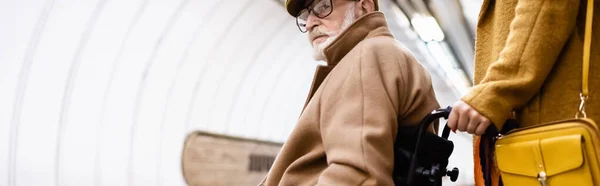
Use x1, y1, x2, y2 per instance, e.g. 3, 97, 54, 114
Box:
0, 0, 476, 185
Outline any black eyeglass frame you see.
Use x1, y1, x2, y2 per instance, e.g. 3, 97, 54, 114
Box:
295, 0, 334, 33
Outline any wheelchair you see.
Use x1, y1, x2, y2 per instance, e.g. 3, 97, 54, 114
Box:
393, 107, 460, 186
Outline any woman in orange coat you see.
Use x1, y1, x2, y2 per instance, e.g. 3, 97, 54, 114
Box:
447, 0, 600, 185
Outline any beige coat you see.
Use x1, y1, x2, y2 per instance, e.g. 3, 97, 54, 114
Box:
262, 12, 440, 185
463, 0, 600, 129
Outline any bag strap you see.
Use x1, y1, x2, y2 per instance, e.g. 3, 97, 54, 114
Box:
578, 0, 594, 118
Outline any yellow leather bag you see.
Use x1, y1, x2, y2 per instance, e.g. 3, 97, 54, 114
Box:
494, 0, 599, 185
495, 119, 600, 186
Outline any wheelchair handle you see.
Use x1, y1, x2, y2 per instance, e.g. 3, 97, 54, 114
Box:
406, 106, 498, 185
406, 107, 451, 185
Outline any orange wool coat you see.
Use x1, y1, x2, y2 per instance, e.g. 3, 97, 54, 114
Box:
465, 0, 600, 185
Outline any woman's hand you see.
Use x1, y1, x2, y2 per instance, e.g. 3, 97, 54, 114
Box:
447, 101, 491, 136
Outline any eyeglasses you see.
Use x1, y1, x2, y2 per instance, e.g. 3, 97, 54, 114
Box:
296, 0, 334, 33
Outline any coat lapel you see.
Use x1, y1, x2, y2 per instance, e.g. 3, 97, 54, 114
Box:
477, 0, 493, 24
301, 65, 332, 113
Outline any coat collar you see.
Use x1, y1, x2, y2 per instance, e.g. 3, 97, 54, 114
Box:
322, 12, 393, 66
301, 12, 393, 112
476, 0, 492, 24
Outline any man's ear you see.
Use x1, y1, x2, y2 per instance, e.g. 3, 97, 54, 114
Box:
356, 0, 375, 16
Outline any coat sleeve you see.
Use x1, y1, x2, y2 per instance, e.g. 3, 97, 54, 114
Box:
462, 0, 581, 129
316, 40, 440, 185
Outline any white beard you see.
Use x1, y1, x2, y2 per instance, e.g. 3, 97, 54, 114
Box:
312, 4, 356, 62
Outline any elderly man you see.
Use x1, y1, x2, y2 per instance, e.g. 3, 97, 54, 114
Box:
261, 0, 440, 185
